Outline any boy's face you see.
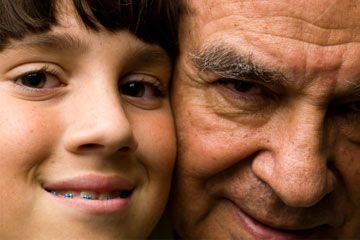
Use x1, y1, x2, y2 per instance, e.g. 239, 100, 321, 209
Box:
0, 7, 175, 240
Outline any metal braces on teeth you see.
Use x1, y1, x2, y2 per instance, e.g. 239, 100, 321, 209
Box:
49, 190, 132, 200
81, 193, 93, 200
64, 193, 74, 198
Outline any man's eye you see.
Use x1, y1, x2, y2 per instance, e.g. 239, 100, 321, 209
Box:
217, 79, 260, 93
232, 80, 255, 92
16, 71, 61, 89
336, 101, 360, 116
210, 77, 279, 113
343, 101, 360, 122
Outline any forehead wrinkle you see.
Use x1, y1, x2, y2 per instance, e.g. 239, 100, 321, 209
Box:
309, 0, 339, 26
202, 15, 360, 47
211, 0, 360, 29
189, 0, 360, 47
7, 33, 89, 53
190, 44, 288, 85
253, 17, 359, 47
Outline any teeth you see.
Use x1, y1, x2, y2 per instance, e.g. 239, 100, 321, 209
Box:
98, 193, 113, 200
80, 191, 96, 200
64, 192, 74, 198
48, 189, 132, 200
51, 191, 59, 196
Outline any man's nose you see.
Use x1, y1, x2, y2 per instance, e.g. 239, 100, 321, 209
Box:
63, 86, 137, 156
252, 104, 335, 207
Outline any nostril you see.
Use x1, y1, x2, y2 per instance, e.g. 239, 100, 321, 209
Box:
64, 123, 138, 154
78, 143, 104, 151
77, 144, 133, 153
119, 146, 131, 152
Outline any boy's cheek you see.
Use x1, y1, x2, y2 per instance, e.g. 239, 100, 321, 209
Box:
0, 99, 60, 173
134, 108, 176, 171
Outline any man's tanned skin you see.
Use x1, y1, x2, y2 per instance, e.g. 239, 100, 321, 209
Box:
171, 0, 360, 239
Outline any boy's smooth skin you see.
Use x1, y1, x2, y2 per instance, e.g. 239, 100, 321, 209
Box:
171, 0, 360, 239
0, 4, 175, 240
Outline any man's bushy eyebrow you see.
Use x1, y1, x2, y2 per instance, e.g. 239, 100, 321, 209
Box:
190, 45, 286, 84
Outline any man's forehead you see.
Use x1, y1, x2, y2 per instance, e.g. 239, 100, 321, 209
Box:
182, 0, 360, 59
188, 0, 360, 28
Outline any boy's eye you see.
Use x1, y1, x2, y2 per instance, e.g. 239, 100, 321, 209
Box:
119, 74, 166, 109
120, 81, 162, 99
16, 71, 62, 89
19, 72, 46, 88
121, 82, 146, 97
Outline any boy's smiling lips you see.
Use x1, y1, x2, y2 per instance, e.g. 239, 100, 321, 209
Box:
42, 174, 136, 214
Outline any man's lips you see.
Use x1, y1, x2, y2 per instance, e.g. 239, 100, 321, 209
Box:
227, 199, 330, 239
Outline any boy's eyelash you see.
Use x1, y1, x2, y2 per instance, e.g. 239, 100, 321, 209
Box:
121, 74, 167, 97
141, 80, 165, 96
125, 80, 166, 97
19, 65, 60, 77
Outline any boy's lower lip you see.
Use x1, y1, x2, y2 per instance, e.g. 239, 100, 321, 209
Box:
47, 190, 132, 214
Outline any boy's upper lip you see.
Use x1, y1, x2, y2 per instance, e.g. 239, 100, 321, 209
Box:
43, 174, 135, 192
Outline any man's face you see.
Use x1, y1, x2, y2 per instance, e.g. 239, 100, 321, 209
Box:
171, 0, 360, 239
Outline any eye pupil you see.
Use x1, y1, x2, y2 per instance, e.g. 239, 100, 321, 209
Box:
21, 72, 46, 88
234, 81, 254, 92
120, 82, 145, 97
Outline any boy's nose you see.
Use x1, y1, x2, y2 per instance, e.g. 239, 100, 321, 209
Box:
252, 104, 335, 207
63, 87, 137, 156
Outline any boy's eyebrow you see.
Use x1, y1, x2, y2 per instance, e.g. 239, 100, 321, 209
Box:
132, 46, 171, 66
190, 44, 287, 85
7, 33, 169, 65
8, 33, 89, 52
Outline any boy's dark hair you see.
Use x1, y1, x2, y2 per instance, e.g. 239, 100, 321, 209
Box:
0, 0, 181, 59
